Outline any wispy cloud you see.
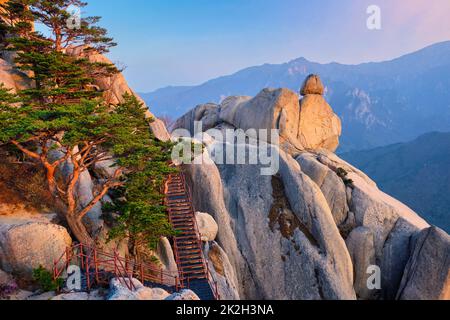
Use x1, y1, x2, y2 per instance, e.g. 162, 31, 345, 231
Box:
381, 0, 450, 41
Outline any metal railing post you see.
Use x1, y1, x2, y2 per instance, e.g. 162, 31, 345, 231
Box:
65, 246, 70, 269
94, 248, 99, 284
85, 252, 90, 292
80, 243, 84, 270
53, 260, 56, 279
114, 249, 118, 278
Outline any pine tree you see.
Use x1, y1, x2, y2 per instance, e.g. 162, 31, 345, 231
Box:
0, 1, 175, 248
106, 94, 176, 254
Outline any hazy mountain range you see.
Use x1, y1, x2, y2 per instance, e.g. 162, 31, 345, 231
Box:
341, 131, 450, 232
141, 41, 450, 152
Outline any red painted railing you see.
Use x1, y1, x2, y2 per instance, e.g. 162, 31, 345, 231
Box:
53, 243, 182, 292
53, 170, 220, 300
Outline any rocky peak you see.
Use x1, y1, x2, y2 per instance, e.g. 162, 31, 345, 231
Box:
300, 74, 325, 96
172, 74, 448, 300
172, 75, 341, 152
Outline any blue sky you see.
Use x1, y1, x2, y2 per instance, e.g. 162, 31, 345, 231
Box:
84, 0, 450, 92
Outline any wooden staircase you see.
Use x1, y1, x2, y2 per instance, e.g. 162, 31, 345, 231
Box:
165, 172, 218, 300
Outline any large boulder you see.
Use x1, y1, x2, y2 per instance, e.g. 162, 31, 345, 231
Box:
172, 103, 221, 136
52, 291, 104, 301
346, 227, 377, 300
185, 148, 356, 300
174, 77, 342, 153
381, 217, 419, 300
304, 151, 434, 299
0, 215, 72, 278
205, 242, 240, 300
156, 237, 178, 283
93, 159, 118, 179
349, 170, 429, 261
300, 74, 325, 96
219, 96, 252, 125
107, 278, 170, 300
149, 116, 172, 142
223, 88, 304, 151
396, 227, 450, 300
165, 289, 200, 300
195, 212, 218, 242
308, 150, 429, 263
298, 94, 341, 152
296, 153, 350, 230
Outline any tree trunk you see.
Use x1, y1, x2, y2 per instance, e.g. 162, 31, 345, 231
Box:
45, 164, 58, 196
66, 214, 95, 247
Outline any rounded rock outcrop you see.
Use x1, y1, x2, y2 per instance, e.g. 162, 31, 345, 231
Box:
0, 218, 72, 278
300, 74, 325, 96
195, 212, 219, 242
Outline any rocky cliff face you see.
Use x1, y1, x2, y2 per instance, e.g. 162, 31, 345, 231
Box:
172, 75, 449, 300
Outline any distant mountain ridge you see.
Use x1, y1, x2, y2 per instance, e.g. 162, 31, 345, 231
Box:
341, 131, 450, 233
141, 41, 450, 152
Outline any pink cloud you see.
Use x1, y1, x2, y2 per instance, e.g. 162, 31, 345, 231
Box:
381, 0, 450, 41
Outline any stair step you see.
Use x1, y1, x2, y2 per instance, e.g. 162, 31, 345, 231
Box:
170, 213, 193, 218
181, 267, 205, 273
180, 259, 204, 265
182, 269, 206, 275
177, 245, 200, 251
177, 249, 202, 256
176, 236, 198, 240
177, 250, 202, 255
177, 241, 199, 245
184, 276, 208, 282
176, 233, 198, 238
171, 217, 193, 221
168, 205, 191, 209
172, 224, 195, 229
176, 240, 199, 245
172, 221, 193, 226
178, 254, 203, 260
169, 207, 190, 210
173, 227, 195, 231
167, 194, 187, 198
175, 232, 197, 237
173, 225, 195, 229
170, 216, 193, 221
167, 183, 184, 187
176, 234, 198, 239
169, 209, 192, 213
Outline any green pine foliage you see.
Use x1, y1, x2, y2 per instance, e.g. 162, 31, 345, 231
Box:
32, 266, 64, 292
106, 94, 177, 251
0, 0, 176, 250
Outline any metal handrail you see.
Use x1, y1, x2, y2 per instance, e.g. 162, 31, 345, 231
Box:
166, 172, 221, 300
53, 243, 182, 292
